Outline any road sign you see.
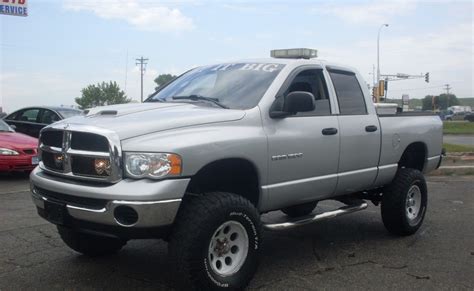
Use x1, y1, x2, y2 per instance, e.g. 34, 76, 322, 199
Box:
402, 94, 410, 105
0, 0, 28, 17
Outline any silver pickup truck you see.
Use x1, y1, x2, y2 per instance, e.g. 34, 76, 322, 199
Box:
30, 49, 443, 290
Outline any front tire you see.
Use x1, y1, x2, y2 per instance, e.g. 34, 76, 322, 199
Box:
57, 226, 126, 257
168, 192, 261, 290
381, 168, 428, 236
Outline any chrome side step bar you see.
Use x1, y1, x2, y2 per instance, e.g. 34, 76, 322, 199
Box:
263, 200, 368, 231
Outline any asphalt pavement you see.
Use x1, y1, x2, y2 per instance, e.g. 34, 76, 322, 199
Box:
0, 173, 472, 290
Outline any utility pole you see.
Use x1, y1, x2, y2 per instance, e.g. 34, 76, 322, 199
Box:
444, 84, 451, 108
377, 24, 389, 84
136, 56, 149, 102
124, 50, 129, 95
372, 64, 376, 86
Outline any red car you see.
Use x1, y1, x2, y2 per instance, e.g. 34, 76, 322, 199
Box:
0, 119, 39, 172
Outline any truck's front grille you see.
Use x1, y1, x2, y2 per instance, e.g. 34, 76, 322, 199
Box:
71, 132, 109, 152
41, 131, 63, 148
38, 126, 122, 183
71, 156, 110, 177
42, 151, 64, 171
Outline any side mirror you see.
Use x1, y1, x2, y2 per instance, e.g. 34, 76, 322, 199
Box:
270, 91, 315, 118
10, 124, 16, 130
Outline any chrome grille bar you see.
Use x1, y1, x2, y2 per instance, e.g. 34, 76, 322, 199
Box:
38, 124, 123, 183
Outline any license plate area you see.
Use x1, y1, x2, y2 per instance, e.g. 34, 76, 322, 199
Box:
32, 156, 39, 165
44, 200, 68, 225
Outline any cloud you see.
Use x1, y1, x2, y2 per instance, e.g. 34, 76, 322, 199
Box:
313, 0, 416, 24
1, 72, 82, 112
316, 22, 473, 97
63, 0, 195, 32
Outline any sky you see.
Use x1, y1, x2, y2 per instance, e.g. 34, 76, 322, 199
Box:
0, 0, 473, 112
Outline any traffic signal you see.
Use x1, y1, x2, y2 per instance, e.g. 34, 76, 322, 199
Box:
372, 87, 378, 102
425, 72, 429, 83
378, 80, 385, 97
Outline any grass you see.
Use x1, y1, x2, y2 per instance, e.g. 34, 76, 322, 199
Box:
443, 143, 474, 153
443, 122, 474, 135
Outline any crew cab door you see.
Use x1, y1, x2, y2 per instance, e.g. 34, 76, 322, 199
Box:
263, 67, 340, 211
327, 69, 381, 194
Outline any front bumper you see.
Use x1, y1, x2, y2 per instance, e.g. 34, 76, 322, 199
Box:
30, 167, 190, 236
0, 155, 37, 172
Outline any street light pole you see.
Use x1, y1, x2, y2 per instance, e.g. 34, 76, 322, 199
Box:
377, 24, 389, 85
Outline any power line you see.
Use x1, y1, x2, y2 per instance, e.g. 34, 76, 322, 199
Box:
135, 56, 149, 103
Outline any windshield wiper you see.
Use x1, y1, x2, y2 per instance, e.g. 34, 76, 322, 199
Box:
172, 95, 229, 109
147, 98, 165, 103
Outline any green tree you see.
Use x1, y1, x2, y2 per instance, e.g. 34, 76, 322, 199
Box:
422, 95, 434, 111
438, 93, 460, 109
421, 94, 459, 111
154, 74, 176, 90
75, 81, 131, 109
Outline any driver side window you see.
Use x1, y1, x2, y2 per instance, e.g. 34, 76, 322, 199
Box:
276, 69, 331, 116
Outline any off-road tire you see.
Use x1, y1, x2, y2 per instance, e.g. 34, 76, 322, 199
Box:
381, 168, 428, 236
282, 201, 318, 218
57, 226, 126, 257
168, 192, 262, 290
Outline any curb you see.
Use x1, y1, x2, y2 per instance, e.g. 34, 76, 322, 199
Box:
430, 153, 474, 176
430, 166, 474, 176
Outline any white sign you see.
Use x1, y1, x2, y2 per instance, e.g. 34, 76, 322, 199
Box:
0, 0, 28, 17
402, 94, 410, 105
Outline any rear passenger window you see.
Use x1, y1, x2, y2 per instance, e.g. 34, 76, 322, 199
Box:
329, 70, 367, 115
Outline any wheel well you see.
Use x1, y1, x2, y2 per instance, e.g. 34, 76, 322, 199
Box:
185, 158, 260, 207
399, 142, 427, 171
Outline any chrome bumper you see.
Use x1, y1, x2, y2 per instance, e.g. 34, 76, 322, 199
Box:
31, 188, 181, 228
30, 168, 188, 228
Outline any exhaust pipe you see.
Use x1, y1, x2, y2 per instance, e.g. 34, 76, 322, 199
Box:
263, 200, 368, 231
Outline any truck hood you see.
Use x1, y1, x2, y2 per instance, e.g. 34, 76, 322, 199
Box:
52, 103, 246, 140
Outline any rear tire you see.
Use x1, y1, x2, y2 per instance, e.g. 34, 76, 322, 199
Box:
381, 168, 428, 236
57, 226, 126, 257
168, 192, 261, 290
282, 201, 317, 218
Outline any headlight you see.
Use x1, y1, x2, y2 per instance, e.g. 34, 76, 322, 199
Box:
124, 152, 182, 179
0, 148, 19, 156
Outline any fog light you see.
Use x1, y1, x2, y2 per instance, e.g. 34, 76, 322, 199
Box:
94, 158, 111, 176
54, 154, 64, 167
114, 206, 138, 226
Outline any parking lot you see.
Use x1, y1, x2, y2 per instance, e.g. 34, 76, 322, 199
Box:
0, 174, 472, 290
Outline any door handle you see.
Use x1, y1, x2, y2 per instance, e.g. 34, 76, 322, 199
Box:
322, 128, 338, 135
365, 125, 378, 132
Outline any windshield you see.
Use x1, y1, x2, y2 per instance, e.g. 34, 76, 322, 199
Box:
147, 63, 285, 109
58, 109, 82, 119
0, 120, 13, 132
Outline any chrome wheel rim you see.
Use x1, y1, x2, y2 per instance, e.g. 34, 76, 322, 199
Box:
208, 220, 249, 277
406, 185, 422, 222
